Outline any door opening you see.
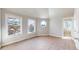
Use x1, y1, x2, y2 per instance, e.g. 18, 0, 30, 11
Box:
63, 17, 74, 39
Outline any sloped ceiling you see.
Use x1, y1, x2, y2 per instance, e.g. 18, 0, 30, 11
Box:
5, 8, 74, 18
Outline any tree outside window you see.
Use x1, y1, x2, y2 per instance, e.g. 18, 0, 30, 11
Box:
28, 19, 35, 33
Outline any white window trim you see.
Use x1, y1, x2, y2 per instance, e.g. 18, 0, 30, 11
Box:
5, 13, 22, 38
27, 18, 36, 34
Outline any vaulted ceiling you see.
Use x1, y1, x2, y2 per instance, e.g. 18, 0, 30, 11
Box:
5, 8, 74, 18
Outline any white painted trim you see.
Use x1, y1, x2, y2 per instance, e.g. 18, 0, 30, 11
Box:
63, 17, 73, 20
5, 13, 22, 39
73, 39, 79, 49
37, 34, 49, 36
2, 34, 36, 46
62, 37, 73, 40
49, 34, 62, 38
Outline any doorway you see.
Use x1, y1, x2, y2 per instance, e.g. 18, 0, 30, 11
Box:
63, 17, 74, 39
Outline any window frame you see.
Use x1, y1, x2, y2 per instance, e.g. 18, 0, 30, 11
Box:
5, 13, 22, 38
40, 19, 47, 31
40, 20, 47, 27
27, 18, 36, 34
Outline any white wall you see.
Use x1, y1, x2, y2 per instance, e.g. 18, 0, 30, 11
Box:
73, 8, 79, 49
1, 9, 37, 46
74, 8, 79, 39
48, 9, 63, 37
49, 16, 63, 37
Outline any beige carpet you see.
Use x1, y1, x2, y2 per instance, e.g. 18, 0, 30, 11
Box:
1, 36, 77, 50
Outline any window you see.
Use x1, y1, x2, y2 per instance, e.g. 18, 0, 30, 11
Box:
41, 20, 47, 27
28, 19, 35, 33
40, 19, 47, 31
74, 20, 78, 32
64, 20, 73, 31
6, 14, 22, 36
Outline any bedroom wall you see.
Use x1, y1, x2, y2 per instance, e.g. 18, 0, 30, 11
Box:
1, 9, 37, 46
74, 8, 79, 38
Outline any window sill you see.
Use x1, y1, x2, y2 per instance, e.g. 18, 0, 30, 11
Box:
7, 32, 22, 39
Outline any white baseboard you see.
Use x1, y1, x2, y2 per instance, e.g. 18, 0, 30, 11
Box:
2, 34, 62, 47
49, 34, 62, 38
73, 39, 79, 49
2, 35, 36, 47
36, 34, 49, 36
